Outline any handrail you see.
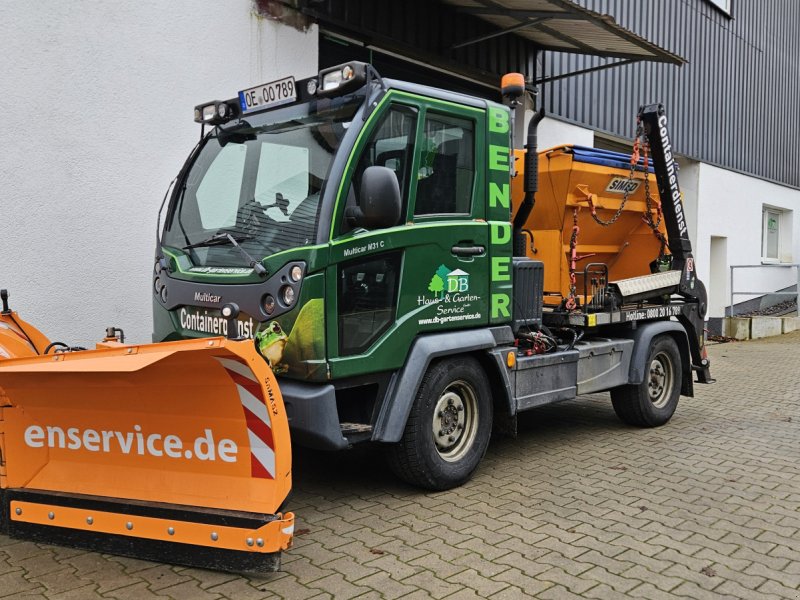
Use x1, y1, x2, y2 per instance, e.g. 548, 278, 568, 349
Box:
729, 264, 800, 317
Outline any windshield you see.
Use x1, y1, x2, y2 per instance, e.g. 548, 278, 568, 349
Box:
163, 94, 362, 267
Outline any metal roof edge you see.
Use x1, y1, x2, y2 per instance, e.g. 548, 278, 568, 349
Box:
547, 0, 686, 65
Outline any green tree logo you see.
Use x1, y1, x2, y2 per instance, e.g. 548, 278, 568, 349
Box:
436, 264, 451, 282
428, 274, 445, 298
427, 265, 456, 300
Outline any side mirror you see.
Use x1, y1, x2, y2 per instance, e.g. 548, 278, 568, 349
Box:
346, 166, 401, 230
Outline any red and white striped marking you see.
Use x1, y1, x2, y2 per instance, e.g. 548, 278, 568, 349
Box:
214, 357, 275, 479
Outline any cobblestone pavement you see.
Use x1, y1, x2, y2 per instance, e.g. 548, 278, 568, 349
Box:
2, 333, 799, 599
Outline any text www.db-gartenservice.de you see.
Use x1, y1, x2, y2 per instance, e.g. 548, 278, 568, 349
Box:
23, 425, 238, 462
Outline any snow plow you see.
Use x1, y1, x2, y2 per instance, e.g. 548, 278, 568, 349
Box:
0, 291, 294, 574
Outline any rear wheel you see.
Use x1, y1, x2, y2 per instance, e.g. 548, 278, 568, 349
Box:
387, 356, 492, 490
611, 335, 682, 427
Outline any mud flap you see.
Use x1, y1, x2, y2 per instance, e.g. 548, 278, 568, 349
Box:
0, 337, 293, 574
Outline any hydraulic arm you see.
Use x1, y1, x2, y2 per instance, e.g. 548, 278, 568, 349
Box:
639, 104, 713, 383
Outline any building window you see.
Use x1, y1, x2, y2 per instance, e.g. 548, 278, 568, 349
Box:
706, 0, 731, 14
762, 207, 782, 262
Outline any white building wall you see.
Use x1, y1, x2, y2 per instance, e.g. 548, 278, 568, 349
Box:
536, 116, 595, 150
0, 1, 318, 345
695, 163, 800, 317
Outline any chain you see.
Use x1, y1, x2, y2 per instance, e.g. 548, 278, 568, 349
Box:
565, 207, 580, 311
565, 117, 671, 311
588, 119, 668, 260
638, 127, 669, 260
587, 122, 645, 227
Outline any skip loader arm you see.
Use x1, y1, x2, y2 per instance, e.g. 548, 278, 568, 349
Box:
639, 105, 713, 383
0, 331, 294, 574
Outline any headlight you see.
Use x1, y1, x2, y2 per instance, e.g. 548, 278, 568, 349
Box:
290, 265, 303, 282
281, 286, 295, 306
201, 104, 217, 122
193, 100, 237, 124
322, 69, 347, 91
317, 62, 367, 96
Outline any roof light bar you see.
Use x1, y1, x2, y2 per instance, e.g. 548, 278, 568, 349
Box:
193, 100, 238, 125
315, 61, 368, 97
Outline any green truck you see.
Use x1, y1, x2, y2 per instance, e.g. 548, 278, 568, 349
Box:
154, 61, 713, 490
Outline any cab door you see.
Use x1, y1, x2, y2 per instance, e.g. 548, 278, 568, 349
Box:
401, 106, 489, 334
327, 93, 487, 380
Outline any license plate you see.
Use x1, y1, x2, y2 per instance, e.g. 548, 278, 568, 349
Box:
238, 77, 296, 113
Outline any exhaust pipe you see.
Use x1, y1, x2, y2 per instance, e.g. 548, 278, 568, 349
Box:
513, 107, 545, 257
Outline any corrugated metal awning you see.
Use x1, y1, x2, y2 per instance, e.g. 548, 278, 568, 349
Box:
441, 0, 685, 65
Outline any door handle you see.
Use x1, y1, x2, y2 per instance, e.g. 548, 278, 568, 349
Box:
451, 245, 485, 256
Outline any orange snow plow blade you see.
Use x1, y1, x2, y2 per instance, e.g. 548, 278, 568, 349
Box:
0, 335, 293, 574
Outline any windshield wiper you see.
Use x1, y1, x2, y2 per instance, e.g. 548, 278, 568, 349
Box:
183, 232, 249, 249
183, 233, 268, 277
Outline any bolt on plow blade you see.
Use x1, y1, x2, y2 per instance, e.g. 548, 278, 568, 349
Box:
0, 337, 293, 574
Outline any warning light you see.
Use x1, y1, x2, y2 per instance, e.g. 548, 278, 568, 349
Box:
501, 73, 525, 99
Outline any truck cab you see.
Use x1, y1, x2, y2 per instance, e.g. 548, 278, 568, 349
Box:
155, 62, 711, 490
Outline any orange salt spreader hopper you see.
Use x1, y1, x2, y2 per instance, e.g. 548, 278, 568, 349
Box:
510, 144, 670, 308
0, 290, 293, 574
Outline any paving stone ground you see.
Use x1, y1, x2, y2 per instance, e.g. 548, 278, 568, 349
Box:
2, 333, 799, 599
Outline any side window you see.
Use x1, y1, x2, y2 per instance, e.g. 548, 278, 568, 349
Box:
415, 113, 475, 216
342, 105, 417, 232
338, 252, 402, 356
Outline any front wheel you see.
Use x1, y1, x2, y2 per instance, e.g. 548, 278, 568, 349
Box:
611, 335, 682, 427
387, 356, 493, 490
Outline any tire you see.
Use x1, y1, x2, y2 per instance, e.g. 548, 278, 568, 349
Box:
611, 335, 682, 427
387, 356, 493, 490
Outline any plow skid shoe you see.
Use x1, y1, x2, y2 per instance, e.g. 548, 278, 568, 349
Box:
0, 337, 293, 574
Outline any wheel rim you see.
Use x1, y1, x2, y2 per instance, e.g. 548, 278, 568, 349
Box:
647, 351, 674, 408
431, 380, 479, 462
